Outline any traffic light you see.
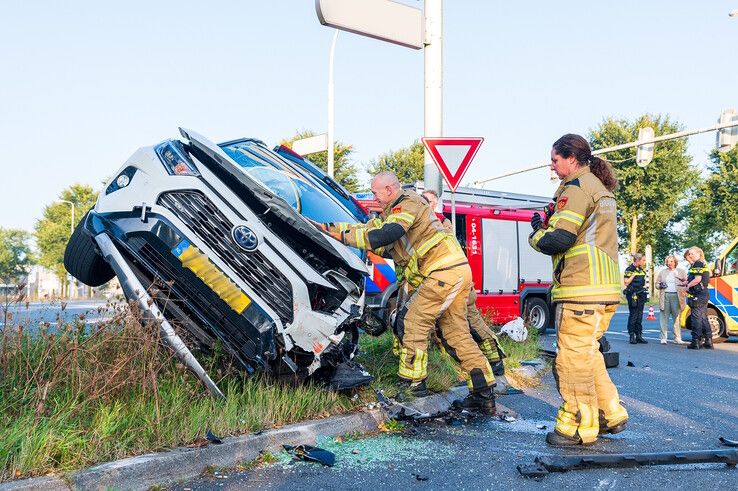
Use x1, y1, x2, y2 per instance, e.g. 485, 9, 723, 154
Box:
636, 126, 655, 167
717, 109, 738, 152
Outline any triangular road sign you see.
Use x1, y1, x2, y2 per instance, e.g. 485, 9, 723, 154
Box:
422, 137, 484, 192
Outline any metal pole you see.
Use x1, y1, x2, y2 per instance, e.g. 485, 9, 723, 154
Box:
473, 119, 738, 185
327, 29, 338, 178
451, 191, 456, 234
424, 0, 443, 196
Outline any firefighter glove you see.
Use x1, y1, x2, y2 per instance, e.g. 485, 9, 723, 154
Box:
531, 212, 543, 231
542, 202, 556, 228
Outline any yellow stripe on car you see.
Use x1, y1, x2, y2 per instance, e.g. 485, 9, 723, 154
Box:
177, 244, 251, 314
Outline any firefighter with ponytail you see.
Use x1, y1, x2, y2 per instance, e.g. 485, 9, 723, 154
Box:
529, 134, 629, 446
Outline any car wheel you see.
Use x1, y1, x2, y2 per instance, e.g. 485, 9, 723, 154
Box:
525, 297, 550, 334
63, 212, 115, 287
708, 307, 727, 344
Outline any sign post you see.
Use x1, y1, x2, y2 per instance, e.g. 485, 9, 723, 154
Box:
421, 137, 484, 231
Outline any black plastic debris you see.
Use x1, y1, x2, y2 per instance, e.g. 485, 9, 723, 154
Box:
283, 444, 336, 467
327, 361, 373, 390
205, 430, 222, 445
720, 437, 738, 447
626, 361, 635, 367
603, 351, 620, 369
517, 463, 549, 479
412, 473, 429, 481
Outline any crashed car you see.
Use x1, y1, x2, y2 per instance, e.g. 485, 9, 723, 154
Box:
64, 128, 372, 396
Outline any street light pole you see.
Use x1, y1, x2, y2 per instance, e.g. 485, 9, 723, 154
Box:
58, 199, 75, 299
327, 29, 338, 178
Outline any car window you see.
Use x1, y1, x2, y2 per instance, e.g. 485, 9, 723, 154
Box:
220, 142, 357, 225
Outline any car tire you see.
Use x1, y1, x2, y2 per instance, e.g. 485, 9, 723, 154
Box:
707, 307, 727, 344
525, 297, 550, 334
63, 212, 115, 287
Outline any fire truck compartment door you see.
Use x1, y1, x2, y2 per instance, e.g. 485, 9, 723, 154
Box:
518, 230, 552, 283
482, 219, 518, 292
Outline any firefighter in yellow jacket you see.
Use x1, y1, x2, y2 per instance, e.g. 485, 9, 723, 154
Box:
529, 134, 628, 446
317, 171, 496, 414
421, 189, 518, 395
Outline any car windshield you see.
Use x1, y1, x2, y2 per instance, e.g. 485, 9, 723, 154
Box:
220, 141, 357, 224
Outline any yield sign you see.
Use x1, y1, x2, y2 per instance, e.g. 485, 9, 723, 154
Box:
421, 137, 484, 192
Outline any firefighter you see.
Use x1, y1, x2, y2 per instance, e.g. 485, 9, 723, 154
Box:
315, 172, 496, 414
623, 253, 648, 344
421, 190, 519, 395
683, 246, 712, 349
529, 134, 628, 446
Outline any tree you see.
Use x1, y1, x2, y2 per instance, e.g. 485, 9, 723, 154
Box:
281, 130, 360, 192
589, 115, 695, 261
368, 140, 424, 184
0, 228, 33, 286
34, 184, 98, 289
684, 147, 738, 258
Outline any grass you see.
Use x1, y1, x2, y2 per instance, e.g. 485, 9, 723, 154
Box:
0, 299, 543, 482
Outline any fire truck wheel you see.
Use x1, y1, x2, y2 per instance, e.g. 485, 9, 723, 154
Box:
707, 307, 727, 343
524, 297, 550, 334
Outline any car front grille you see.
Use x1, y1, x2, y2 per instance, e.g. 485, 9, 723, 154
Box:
158, 190, 294, 324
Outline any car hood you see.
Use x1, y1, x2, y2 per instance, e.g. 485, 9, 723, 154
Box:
179, 128, 368, 279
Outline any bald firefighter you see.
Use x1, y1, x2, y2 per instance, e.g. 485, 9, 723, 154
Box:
421, 189, 518, 395
530, 134, 628, 446
316, 172, 496, 414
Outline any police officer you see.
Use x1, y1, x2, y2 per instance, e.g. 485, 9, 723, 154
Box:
317, 172, 497, 414
684, 246, 712, 349
529, 134, 628, 446
421, 190, 518, 395
623, 253, 648, 344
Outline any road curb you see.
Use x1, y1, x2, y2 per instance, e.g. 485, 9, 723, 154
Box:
1, 385, 481, 491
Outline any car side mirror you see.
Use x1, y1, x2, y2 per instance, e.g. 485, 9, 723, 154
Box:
714, 258, 724, 277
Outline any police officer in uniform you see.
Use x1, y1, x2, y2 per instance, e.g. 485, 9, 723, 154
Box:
529, 134, 628, 446
684, 246, 712, 349
623, 253, 648, 344
421, 190, 519, 395
317, 172, 497, 414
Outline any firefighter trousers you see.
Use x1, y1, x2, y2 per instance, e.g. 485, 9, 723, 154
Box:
466, 286, 504, 367
397, 264, 494, 392
554, 303, 628, 443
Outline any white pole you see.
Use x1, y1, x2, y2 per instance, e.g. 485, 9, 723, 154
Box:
424, 0, 443, 196
327, 29, 338, 178
451, 191, 456, 234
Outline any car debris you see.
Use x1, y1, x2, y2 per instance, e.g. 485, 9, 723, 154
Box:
720, 437, 738, 447
64, 128, 375, 396
205, 430, 223, 445
283, 444, 336, 467
518, 448, 738, 478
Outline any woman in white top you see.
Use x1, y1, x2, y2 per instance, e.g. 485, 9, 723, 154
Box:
655, 255, 688, 344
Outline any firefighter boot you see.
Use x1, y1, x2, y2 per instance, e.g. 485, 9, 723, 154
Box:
599, 411, 628, 435
629, 333, 637, 344
703, 337, 714, 349
397, 378, 429, 397
688, 337, 701, 350
453, 368, 497, 415
545, 430, 584, 447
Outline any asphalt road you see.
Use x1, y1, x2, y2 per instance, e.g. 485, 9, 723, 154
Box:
173, 307, 738, 490
0, 299, 114, 330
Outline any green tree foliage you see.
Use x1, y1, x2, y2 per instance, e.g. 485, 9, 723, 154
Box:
281, 130, 360, 192
684, 147, 738, 258
34, 184, 98, 281
368, 140, 424, 184
0, 228, 33, 284
589, 115, 694, 260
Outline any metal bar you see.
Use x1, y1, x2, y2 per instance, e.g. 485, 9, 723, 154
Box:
474, 119, 738, 185
536, 448, 738, 472
95, 233, 225, 399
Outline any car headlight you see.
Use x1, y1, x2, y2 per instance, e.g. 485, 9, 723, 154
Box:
155, 140, 200, 176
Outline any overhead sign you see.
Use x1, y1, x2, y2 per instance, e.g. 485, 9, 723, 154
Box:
315, 0, 423, 50
422, 137, 484, 192
292, 133, 328, 156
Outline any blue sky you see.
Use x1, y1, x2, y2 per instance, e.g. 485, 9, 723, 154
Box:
1, 1, 736, 232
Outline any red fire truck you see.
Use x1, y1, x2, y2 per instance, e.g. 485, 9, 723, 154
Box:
355, 183, 554, 333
